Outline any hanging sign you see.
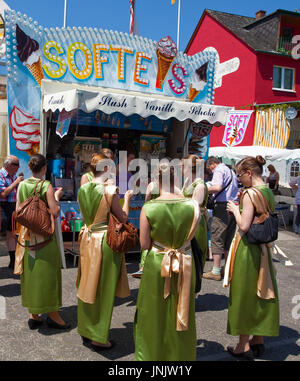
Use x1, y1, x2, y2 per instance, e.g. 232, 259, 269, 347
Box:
222, 110, 253, 147
56, 109, 73, 138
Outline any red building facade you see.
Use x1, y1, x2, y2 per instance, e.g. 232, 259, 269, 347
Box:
185, 9, 300, 148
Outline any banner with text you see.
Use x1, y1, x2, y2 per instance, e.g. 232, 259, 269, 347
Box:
222, 110, 253, 147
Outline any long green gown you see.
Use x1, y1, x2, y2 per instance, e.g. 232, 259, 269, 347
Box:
18, 178, 62, 314
183, 178, 208, 268
139, 181, 160, 269
77, 182, 123, 343
227, 185, 280, 336
134, 198, 197, 361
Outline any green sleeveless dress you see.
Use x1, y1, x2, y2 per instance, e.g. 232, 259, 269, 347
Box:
227, 185, 279, 336
85, 171, 94, 182
77, 182, 122, 343
139, 182, 160, 269
18, 178, 62, 314
134, 198, 197, 361
183, 178, 208, 268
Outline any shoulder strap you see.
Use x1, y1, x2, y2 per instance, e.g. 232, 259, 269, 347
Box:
212, 170, 233, 200
31, 179, 43, 196
242, 187, 270, 215
186, 199, 201, 242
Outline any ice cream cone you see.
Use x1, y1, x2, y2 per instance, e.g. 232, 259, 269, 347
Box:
156, 51, 174, 89
26, 57, 44, 87
25, 143, 40, 157
188, 84, 200, 102
229, 136, 235, 146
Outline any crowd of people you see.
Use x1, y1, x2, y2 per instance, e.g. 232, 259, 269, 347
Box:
0, 152, 282, 361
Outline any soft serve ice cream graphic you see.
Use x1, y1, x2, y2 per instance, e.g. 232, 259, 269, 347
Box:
16, 25, 44, 87
9, 106, 40, 157
188, 62, 208, 102
156, 36, 178, 90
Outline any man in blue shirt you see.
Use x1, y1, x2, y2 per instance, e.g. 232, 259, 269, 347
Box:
0, 156, 24, 269
203, 156, 238, 281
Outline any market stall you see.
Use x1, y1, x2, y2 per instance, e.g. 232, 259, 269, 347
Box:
5, 9, 231, 265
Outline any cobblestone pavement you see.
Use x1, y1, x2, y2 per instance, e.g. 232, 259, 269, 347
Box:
0, 229, 299, 361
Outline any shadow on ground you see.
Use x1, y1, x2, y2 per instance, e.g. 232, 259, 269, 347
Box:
0, 282, 21, 297
196, 293, 228, 312
37, 305, 77, 336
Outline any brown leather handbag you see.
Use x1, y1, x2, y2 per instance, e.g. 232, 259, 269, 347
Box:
13, 180, 55, 238
104, 192, 139, 254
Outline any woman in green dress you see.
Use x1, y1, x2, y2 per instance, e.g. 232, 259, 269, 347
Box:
225, 156, 279, 360
182, 154, 208, 269
80, 148, 115, 186
77, 153, 133, 351
134, 162, 201, 361
132, 165, 182, 279
16, 154, 69, 330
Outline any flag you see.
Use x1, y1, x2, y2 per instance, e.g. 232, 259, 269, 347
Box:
129, 0, 138, 35
171, 0, 176, 4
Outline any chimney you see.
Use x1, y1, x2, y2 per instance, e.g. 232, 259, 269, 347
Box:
256, 10, 266, 19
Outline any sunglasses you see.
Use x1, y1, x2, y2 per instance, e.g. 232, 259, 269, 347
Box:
11, 162, 19, 167
236, 172, 246, 179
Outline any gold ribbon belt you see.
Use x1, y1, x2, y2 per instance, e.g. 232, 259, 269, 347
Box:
223, 230, 276, 300
77, 221, 130, 304
14, 225, 48, 275
152, 241, 192, 332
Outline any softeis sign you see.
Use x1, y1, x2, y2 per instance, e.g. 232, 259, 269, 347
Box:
222, 111, 253, 147
7, 10, 216, 102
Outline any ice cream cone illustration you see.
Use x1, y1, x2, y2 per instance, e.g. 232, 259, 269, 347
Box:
25, 143, 40, 157
189, 62, 208, 102
229, 126, 238, 146
156, 36, 177, 90
25, 57, 43, 87
16, 25, 44, 87
188, 84, 199, 103
10, 106, 40, 157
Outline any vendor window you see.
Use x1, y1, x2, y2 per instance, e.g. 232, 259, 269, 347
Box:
273, 66, 295, 91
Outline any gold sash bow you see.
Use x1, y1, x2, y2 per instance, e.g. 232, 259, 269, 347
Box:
77, 185, 130, 304
223, 187, 276, 300
152, 199, 200, 332
154, 242, 192, 331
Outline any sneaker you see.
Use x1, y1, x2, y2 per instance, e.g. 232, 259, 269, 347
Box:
202, 271, 221, 281
132, 269, 143, 279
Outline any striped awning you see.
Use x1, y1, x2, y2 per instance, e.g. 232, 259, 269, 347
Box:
253, 108, 290, 148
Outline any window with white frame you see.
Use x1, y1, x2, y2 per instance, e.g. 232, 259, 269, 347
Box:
273, 66, 295, 91
290, 160, 300, 177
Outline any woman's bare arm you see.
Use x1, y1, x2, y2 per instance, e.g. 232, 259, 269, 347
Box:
110, 193, 128, 224
80, 174, 89, 187
46, 184, 61, 218
139, 206, 152, 250
227, 192, 254, 233
192, 183, 206, 207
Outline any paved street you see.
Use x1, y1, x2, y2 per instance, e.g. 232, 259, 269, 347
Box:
0, 229, 299, 362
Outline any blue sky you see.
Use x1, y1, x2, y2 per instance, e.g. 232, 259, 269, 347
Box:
4, 0, 300, 52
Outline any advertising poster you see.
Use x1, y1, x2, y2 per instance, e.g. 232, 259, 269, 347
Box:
222, 110, 253, 147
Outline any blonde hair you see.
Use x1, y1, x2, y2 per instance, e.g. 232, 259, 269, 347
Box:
267, 164, 276, 173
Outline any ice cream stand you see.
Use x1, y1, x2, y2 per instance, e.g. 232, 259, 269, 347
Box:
5, 9, 231, 266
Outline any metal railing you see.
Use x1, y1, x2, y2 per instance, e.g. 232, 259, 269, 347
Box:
277, 36, 294, 55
